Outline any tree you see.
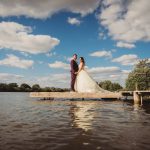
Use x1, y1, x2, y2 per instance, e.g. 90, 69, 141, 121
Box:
8, 83, 19, 91
99, 80, 112, 91
126, 59, 150, 90
0, 83, 8, 92
99, 80, 123, 91
41, 87, 51, 92
20, 83, 31, 92
112, 83, 123, 91
32, 84, 41, 92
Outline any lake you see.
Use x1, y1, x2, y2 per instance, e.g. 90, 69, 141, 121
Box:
0, 92, 150, 150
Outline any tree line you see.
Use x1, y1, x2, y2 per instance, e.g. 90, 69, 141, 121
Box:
99, 81, 123, 92
0, 83, 69, 92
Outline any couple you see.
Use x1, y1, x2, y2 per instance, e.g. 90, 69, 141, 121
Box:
70, 54, 107, 93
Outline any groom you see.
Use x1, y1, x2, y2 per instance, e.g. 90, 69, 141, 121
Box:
70, 54, 78, 91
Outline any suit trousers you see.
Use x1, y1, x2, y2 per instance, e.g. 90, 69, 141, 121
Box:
71, 72, 77, 91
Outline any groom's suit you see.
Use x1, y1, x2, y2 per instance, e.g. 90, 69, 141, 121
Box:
70, 59, 78, 91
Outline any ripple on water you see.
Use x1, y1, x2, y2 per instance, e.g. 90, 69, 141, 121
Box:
0, 93, 150, 150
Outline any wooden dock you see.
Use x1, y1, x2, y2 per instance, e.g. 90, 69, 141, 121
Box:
30, 91, 150, 104
30, 92, 122, 99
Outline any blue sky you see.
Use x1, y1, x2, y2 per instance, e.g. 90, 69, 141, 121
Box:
0, 0, 150, 88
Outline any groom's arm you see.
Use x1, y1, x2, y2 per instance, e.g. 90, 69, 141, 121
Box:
70, 60, 75, 74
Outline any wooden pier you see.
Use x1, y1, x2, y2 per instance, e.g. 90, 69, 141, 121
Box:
30, 91, 150, 104
30, 92, 122, 100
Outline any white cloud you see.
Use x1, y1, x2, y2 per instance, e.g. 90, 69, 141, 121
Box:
85, 66, 130, 85
46, 52, 56, 57
0, 72, 70, 88
109, 74, 120, 78
89, 50, 112, 58
0, 73, 24, 83
99, 0, 150, 45
122, 70, 131, 74
0, 21, 60, 54
0, 0, 101, 19
99, 32, 107, 40
20, 52, 29, 57
68, 17, 81, 25
0, 54, 34, 69
112, 54, 139, 66
64, 56, 72, 62
48, 61, 70, 70
87, 66, 121, 74
116, 41, 135, 49
35, 73, 70, 88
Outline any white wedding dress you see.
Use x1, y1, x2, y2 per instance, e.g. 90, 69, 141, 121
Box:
74, 63, 109, 93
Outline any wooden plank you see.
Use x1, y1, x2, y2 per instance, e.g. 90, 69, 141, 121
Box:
30, 92, 122, 99
121, 91, 150, 96
121, 91, 133, 96
137, 91, 150, 95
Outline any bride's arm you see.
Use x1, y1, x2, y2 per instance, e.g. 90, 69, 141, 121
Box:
76, 62, 83, 74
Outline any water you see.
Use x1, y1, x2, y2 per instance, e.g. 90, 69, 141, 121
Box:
0, 92, 150, 150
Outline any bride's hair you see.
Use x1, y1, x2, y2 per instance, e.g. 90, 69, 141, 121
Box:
80, 57, 85, 64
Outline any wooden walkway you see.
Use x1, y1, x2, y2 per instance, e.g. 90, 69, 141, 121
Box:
30, 91, 150, 104
30, 92, 122, 99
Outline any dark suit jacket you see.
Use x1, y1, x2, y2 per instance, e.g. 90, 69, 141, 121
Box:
70, 59, 78, 74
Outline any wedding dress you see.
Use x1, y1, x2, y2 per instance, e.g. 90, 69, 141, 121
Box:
74, 63, 109, 93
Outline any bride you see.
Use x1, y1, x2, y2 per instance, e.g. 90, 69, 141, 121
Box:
74, 57, 108, 93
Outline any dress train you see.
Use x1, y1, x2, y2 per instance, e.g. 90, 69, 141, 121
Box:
74, 69, 110, 93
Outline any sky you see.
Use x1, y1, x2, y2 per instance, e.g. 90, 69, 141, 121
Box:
0, 0, 150, 88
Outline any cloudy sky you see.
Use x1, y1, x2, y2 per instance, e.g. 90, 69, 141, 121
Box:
0, 0, 150, 88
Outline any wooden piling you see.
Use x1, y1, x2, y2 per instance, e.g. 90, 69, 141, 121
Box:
141, 95, 143, 105
133, 91, 140, 104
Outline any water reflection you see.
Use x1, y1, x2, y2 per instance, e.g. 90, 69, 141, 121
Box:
133, 103, 141, 111
69, 101, 97, 131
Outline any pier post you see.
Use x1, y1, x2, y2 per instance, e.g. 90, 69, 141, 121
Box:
141, 95, 143, 106
133, 91, 140, 104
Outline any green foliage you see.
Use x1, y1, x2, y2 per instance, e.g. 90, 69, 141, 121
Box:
41, 87, 52, 92
32, 84, 41, 92
112, 83, 123, 91
8, 83, 19, 91
99, 80, 123, 92
0, 83, 8, 92
126, 59, 150, 90
0, 83, 69, 92
20, 83, 31, 92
